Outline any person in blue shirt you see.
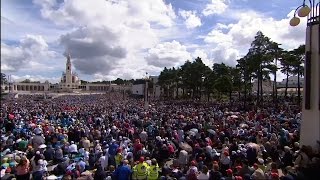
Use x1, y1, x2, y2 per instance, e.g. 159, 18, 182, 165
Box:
108, 140, 119, 166
113, 160, 132, 180
77, 158, 86, 173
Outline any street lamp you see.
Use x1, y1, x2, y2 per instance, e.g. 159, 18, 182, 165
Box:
290, 0, 320, 149
201, 76, 205, 101
289, 0, 319, 26
144, 72, 149, 109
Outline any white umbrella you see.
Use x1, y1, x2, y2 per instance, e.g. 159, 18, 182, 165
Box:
4, 154, 14, 158
230, 115, 238, 118
207, 129, 216, 135
39, 144, 47, 149
46, 175, 58, 180
190, 128, 198, 133
245, 143, 260, 151
187, 131, 196, 136
240, 123, 249, 128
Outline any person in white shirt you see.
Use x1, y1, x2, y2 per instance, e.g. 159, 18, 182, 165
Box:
99, 150, 109, 170
69, 141, 78, 157
197, 165, 209, 180
139, 129, 148, 144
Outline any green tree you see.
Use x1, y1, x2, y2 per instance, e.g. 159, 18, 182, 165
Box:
280, 51, 295, 97
230, 67, 242, 99
158, 57, 211, 100
211, 63, 233, 100
21, 79, 31, 83
236, 56, 254, 107
247, 31, 275, 105
214, 75, 233, 99
269, 42, 283, 103
158, 67, 177, 98
291, 45, 305, 105
113, 78, 125, 85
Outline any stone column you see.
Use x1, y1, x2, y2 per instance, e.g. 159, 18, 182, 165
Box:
300, 22, 320, 149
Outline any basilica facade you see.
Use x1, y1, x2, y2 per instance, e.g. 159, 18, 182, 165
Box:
59, 53, 81, 90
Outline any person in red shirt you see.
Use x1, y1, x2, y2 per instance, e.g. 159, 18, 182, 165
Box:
133, 139, 143, 154
167, 143, 175, 157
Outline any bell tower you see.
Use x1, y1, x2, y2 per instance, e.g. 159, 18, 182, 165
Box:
65, 53, 72, 85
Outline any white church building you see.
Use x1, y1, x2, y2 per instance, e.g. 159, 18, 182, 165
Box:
59, 53, 81, 90
2, 54, 131, 93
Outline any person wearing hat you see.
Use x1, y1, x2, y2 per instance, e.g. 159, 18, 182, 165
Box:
186, 160, 198, 180
31, 152, 47, 180
281, 146, 293, 168
17, 137, 28, 151
251, 163, 266, 180
257, 158, 266, 172
147, 158, 160, 180
30, 128, 45, 150
225, 169, 235, 180
133, 157, 149, 180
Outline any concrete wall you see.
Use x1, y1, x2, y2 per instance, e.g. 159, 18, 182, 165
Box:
300, 23, 320, 149
132, 84, 144, 96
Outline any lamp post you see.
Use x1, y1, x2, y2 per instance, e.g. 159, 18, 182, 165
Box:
144, 72, 149, 109
201, 76, 205, 101
289, 0, 319, 149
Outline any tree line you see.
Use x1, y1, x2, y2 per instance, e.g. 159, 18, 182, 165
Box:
157, 31, 305, 106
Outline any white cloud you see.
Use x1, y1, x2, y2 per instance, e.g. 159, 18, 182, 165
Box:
179, 10, 202, 29
2, 0, 307, 81
1, 35, 57, 72
192, 49, 213, 68
203, 9, 306, 66
145, 40, 192, 68
33, 0, 176, 28
31, 0, 177, 80
202, 0, 228, 16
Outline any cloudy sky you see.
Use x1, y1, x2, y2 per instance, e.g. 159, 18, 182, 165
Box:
1, 0, 306, 83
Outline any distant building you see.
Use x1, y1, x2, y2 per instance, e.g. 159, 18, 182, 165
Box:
149, 76, 161, 99
131, 76, 161, 99
59, 53, 81, 90
2, 54, 131, 93
132, 84, 144, 96
251, 79, 273, 92
277, 76, 304, 88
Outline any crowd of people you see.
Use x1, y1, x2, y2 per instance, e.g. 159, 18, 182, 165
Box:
1, 92, 319, 180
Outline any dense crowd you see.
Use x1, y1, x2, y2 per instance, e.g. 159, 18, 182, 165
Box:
1, 93, 319, 180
